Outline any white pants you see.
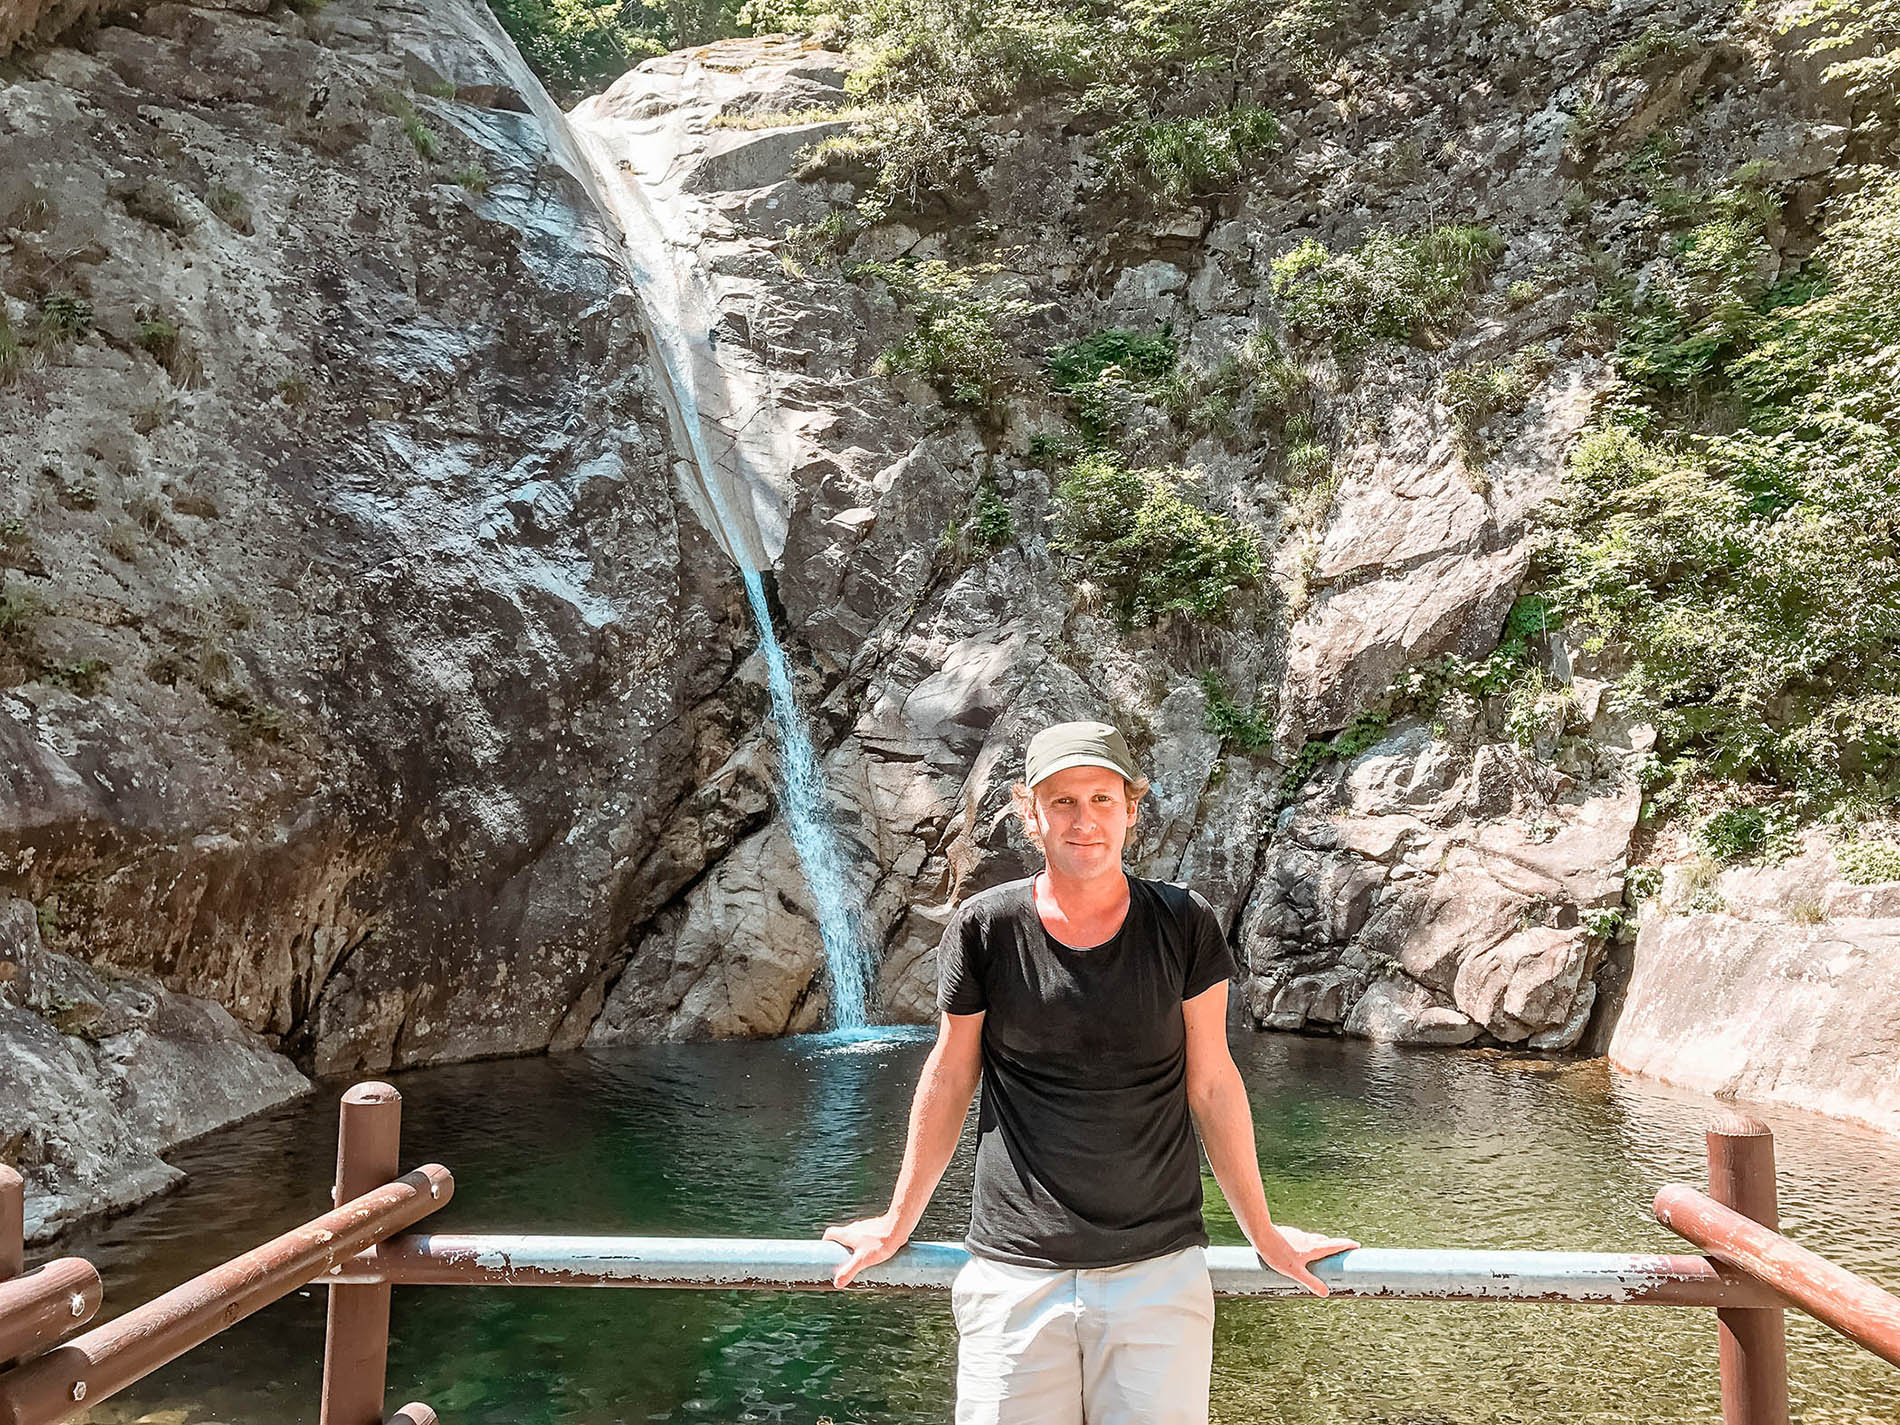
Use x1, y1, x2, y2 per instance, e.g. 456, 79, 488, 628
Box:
950, 1245, 1214, 1425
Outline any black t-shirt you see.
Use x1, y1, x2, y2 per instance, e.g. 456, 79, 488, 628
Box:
935, 874, 1239, 1269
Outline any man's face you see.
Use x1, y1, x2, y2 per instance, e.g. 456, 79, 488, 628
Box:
1030, 765, 1139, 880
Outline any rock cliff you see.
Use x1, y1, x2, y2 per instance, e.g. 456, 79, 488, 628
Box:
0, 0, 754, 1234
4, 0, 1897, 1236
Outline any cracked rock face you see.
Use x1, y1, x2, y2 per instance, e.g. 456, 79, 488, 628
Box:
545, 26, 1659, 1047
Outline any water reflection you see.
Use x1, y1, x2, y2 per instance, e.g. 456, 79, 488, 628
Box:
46, 1035, 1900, 1425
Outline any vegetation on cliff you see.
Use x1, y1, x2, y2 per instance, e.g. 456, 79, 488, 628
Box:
487, 0, 744, 97
482, 0, 1900, 847
1540, 175, 1900, 823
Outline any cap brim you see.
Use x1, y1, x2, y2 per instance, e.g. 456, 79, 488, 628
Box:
1026, 753, 1140, 787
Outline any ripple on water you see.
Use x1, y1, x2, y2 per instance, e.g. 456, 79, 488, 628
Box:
41, 1035, 1900, 1425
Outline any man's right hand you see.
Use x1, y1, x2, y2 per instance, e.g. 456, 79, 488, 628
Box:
822, 1212, 908, 1288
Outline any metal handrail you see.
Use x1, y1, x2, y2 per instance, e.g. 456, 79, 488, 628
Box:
0, 1166, 453, 1425
5, 1083, 1897, 1425
1656, 1183, 1900, 1367
0, 1261, 100, 1366
330, 1233, 1783, 1307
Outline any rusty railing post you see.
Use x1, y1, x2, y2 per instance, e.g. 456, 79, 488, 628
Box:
1707, 1114, 1789, 1425
1, 1167, 21, 1283
320, 1082, 402, 1425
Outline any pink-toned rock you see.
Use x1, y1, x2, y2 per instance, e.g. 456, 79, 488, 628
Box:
1344, 976, 1481, 1045
1610, 914, 1900, 1136
1378, 867, 1531, 993
1452, 926, 1592, 1041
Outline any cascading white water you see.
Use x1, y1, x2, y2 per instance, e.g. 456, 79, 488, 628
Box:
547, 66, 874, 1029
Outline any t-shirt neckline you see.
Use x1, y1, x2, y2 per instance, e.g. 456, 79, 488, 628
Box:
1031, 874, 1137, 954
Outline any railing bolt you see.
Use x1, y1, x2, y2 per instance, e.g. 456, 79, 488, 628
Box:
69, 1293, 85, 1316
72, 1381, 86, 1402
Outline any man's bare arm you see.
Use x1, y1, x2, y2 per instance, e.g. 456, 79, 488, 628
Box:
1183, 981, 1358, 1296
823, 1010, 984, 1287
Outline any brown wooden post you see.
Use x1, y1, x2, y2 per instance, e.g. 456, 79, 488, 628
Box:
1707, 1113, 1789, 1425
320, 1082, 402, 1425
1, 1166, 22, 1282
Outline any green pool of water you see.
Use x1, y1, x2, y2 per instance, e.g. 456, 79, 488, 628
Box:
49, 1033, 1900, 1424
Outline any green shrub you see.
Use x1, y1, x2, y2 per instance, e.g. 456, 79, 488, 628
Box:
1270, 224, 1505, 356
0, 309, 18, 383
1097, 104, 1279, 205
137, 316, 179, 368
1583, 906, 1625, 939
1285, 439, 1330, 483
861, 259, 1040, 411
451, 164, 491, 193
1048, 453, 1261, 627
1774, 0, 1900, 107
713, 104, 862, 129
37, 292, 91, 343
1047, 327, 1177, 392
812, 0, 1311, 217
1027, 429, 1087, 470
483, 0, 684, 100
1837, 838, 1900, 884
1695, 804, 1799, 864
1605, 25, 1694, 75
1046, 327, 1178, 439
942, 476, 1016, 558
1616, 217, 1772, 393
1202, 670, 1275, 754
1170, 331, 1312, 439
1625, 865, 1664, 901
1440, 347, 1551, 459
1280, 704, 1391, 797
779, 211, 854, 273
1540, 175, 1900, 806
377, 90, 441, 160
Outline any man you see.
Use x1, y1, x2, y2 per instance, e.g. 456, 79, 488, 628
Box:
823, 719, 1359, 1424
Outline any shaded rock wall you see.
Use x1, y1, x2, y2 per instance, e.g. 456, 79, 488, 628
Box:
0, 0, 746, 1087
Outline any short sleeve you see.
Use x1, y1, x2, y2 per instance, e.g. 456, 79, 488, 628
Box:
1182, 888, 1238, 1000
936, 901, 988, 1015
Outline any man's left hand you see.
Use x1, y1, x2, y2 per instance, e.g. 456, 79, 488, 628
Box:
1254, 1224, 1360, 1297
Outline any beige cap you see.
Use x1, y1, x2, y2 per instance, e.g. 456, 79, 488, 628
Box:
1024, 720, 1143, 787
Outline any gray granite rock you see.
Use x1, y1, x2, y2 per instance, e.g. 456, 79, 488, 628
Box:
0, 898, 309, 1242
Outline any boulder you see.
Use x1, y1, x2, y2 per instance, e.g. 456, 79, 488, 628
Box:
1451, 926, 1592, 1042
0, 899, 309, 1242
1343, 976, 1482, 1046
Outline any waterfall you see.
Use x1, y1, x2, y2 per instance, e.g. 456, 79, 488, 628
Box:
547, 77, 874, 1030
